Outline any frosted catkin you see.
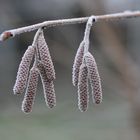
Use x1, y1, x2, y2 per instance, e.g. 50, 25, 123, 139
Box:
84, 52, 102, 104
13, 45, 35, 95
37, 29, 55, 81
37, 62, 56, 108
72, 41, 85, 86
78, 63, 89, 112
22, 67, 39, 113
43, 80, 56, 108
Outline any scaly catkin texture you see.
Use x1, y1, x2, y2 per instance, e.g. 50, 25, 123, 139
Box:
13, 45, 35, 95
78, 63, 89, 112
43, 80, 56, 108
22, 67, 39, 113
72, 41, 85, 86
37, 62, 56, 108
37, 29, 55, 81
84, 52, 102, 104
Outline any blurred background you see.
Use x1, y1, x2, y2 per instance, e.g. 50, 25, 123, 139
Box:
0, 0, 140, 140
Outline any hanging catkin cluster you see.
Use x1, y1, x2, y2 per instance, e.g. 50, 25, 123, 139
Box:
72, 16, 102, 112
13, 28, 56, 113
13, 16, 102, 114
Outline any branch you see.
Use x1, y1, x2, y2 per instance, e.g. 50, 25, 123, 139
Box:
0, 10, 140, 41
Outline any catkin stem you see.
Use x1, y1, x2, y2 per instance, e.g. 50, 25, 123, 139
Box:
0, 11, 140, 41
83, 16, 95, 54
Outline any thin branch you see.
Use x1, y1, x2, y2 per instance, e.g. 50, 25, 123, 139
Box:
0, 10, 140, 41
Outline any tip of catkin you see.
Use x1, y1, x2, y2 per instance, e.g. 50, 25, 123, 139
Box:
13, 89, 22, 95
21, 105, 32, 114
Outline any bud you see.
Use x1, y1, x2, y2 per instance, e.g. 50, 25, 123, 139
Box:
21, 67, 39, 113
72, 41, 85, 86
37, 30, 55, 80
84, 52, 102, 104
13, 45, 35, 95
0, 31, 13, 41
37, 62, 56, 108
78, 63, 89, 112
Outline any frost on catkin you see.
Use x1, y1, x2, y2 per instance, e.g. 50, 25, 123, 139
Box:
72, 41, 85, 86
78, 63, 89, 112
43, 80, 56, 108
13, 45, 35, 95
22, 67, 39, 113
37, 62, 56, 108
37, 30, 55, 81
84, 52, 102, 104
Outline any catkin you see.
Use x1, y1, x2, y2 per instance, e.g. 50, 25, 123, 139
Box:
84, 52, 102, 104
13, 45, 35, 95
37, 29, 55, 81
43, 80, 56, 108
21, 67, 39, 113
78, 63, 89, 112
72, 41, 85, 86
37, 62, 56, 108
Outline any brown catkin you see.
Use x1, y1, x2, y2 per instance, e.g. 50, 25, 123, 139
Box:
21, 67, 39, 113
84, 52, 102, 104
78, 63, 89, 112
13, 45, 35, 95
37, 29, 55, 81
44, 80, 56, 108
37, 62, 56, 108
72, 41, 85, 86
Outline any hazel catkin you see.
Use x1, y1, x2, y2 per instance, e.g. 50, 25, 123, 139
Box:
13, 45, 35, 95
84, 52, 102, 104
37, 61, 56, 108
78, 63, 89, 112
72, 41, 85, 86
37, 29, 55, 81
21, 67, 39, 113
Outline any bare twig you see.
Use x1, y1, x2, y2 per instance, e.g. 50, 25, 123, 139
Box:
0, 10, 140, 41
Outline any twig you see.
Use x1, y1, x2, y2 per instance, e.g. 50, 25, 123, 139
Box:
0, 10, 140, 41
